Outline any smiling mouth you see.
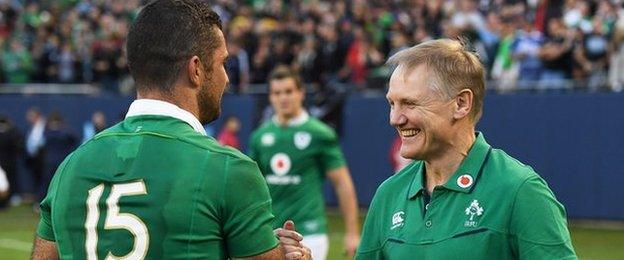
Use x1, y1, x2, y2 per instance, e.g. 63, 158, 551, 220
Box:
400, 129, 420, 138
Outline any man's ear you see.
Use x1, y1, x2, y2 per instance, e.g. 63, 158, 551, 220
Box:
187, 55, 202, 89
453, 89, 473, 120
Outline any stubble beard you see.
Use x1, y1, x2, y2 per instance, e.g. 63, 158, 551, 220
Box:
197, 72, 221, 124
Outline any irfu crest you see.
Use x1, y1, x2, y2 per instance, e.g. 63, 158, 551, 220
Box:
464, 200, 484, 227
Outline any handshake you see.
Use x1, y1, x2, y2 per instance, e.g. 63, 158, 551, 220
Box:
274, 220, 313, 260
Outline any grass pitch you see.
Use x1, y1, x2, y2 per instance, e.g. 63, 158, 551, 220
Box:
1, 205, 623, 259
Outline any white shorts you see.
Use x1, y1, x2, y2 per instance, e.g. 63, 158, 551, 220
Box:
301, 233, 329, 260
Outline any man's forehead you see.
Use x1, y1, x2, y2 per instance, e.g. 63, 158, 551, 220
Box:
387, 64, 433, 100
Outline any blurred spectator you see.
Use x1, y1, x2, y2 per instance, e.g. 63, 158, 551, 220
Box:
0, 165, 8, 204
491, 16, 519, 92
41, 111, 77, 202
24, 107, 45, 201
1, 39, 34, 83
294, 36, 321, 84
610, 12, 624, 92
345, 26, 384, 89
81, 110, 106, 143
0, 115, 22, 208
513, 16, 545, 90
225, 36, 250, 93
217, 116, 242, 150
574, 17, 609, 91
538, 18, 575, 90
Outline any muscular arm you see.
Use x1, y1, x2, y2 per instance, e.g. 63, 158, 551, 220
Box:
31, 236, 58, 260
327, 166, 360, 255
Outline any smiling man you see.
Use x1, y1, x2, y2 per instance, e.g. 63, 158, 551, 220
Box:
356, 39, 577, 259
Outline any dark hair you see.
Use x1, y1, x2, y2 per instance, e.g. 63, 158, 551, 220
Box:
126, 0, 222, 93
268, 65, 303, 90
48, 110, 64, 124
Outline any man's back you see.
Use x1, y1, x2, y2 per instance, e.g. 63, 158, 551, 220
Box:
37, 115, 279, 259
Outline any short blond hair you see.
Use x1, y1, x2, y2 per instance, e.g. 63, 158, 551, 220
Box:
387, 39, 485, 122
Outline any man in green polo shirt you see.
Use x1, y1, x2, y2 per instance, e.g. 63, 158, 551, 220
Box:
249, 66, 360, 259
356, 39, 577, 259
31, 1, 309, 259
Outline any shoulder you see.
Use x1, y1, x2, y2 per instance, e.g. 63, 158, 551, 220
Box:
250, 121, 274, 141
305, 118, 337, 140
92, 121, 256, 165
478, 148, 548, 204
373, 161, 421, 202
484, 148, 539, 186
187, 135, 256, 164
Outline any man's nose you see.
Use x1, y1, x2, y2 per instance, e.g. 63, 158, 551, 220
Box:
389, 109, 407, 127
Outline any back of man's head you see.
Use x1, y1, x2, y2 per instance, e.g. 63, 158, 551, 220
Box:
387, 39, 485, 122
126, 0, 222, 94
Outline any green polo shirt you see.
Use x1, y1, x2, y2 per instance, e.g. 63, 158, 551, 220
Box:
356, 132, 577, 260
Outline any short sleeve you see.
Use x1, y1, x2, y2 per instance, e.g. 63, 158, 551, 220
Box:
318, 129, 346, 173
356, 187, 385, 260
222, 157, 279, 258
510, 176, 577, 259
36, 157, 70, 241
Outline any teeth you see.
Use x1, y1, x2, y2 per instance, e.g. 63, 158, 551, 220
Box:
401, 129, 419, 137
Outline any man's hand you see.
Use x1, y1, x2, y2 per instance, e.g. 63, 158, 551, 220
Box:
274, 220, 312, 260
344, 232, 360, 258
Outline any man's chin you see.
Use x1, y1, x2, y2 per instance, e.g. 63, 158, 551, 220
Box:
200, 109, 220, 125
400, 149, 422, 161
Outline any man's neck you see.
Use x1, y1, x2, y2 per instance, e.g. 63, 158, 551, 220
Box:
424, 129, 476, 193
275, 108, 303, 126
137, 90, 199, 121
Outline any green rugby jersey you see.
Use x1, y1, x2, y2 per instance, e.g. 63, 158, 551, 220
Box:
249, 112, 346, 236
37, 101, 279, 259
356, 132, 577, 260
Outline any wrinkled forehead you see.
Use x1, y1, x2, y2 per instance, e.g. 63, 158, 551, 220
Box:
387, 64, 429, 99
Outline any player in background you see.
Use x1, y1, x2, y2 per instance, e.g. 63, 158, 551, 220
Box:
249, 66, 360, 260
31, 1, 310, 259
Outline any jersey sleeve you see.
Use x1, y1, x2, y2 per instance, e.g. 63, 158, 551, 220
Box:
318, 128, 347, 173
36, 156, 71, 241
222, 156, 279, 258
510, 176, 577, 259
355, 186, 385, 260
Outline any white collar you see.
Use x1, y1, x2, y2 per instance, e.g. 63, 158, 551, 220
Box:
125, 99, 207, 136
272, 110, 310, 127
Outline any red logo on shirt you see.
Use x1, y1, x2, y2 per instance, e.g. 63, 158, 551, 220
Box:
457, 174, 473, 188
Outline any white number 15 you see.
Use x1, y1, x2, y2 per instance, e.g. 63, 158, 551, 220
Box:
85, 181, 149, 260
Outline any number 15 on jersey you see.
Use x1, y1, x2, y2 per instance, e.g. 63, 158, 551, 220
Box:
85, 181, 149, 260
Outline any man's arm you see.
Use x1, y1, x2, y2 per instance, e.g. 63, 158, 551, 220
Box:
327, 166, 360, 257
31, 236, 58, 260
236, 221, 311, 260
510, 176, 577, 259
238, 244, 310, 260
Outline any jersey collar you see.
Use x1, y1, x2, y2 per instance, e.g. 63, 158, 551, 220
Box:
272, 110, 310, 127
125, 99, 207, 136
408, 132, 491, 198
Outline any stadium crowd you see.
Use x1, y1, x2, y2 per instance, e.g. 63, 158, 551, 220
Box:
0, 0, 623, 94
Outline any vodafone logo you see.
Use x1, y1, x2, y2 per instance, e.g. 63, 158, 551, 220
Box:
457, 174, 473, 188
270, 153, 291, 176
